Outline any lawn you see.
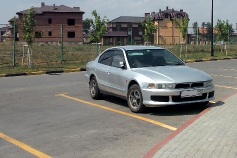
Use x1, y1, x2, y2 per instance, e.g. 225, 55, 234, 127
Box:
0, 42, 237, 74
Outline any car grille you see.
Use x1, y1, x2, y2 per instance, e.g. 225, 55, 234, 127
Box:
175, 82, 204, 89
172, 93, 207, 102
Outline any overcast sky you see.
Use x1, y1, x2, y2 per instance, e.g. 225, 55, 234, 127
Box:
0, 0, 236, 28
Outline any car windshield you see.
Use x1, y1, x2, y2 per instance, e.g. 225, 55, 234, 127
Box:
126, 49, 185, 68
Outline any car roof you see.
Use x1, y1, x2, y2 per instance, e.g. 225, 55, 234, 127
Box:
111, 45, 164, 51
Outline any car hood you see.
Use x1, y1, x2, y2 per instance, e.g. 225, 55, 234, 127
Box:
131, 66, 212, 83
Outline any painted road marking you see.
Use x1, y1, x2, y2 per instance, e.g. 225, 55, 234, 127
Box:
56, 93, 177, 131
0, 132, 52, 158
215, 85, 237, 90
211, 74, 237, 79
220, 68, 237, 71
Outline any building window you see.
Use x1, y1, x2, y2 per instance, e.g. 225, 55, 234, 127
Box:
48, 19, 52, 24
116, 24, 121, 31
68, 19, 75, 25
35, 31, 43, 38
68, 32, 75, 38
48, 31, 52, 36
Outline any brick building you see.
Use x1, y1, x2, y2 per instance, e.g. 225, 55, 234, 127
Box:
103, 16, 145, 45
147, 6, 189, 45
16, 2, 84, 43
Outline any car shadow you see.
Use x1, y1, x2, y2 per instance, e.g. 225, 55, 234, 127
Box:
102, 95, 220, 116
146, 103, 208, 116
103, 94, 128, 107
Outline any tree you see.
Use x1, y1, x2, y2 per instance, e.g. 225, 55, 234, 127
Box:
21, 7, 36, 68
142, 17, 157, 45
174, 18, 189, 58
215, 19, 232, 42
215, 19, 233, 55
89, 10, 108, 43
174, 18, 189, 43
192, 22, 198, 35
192, 22, 199, 45
83, 18, 93, 35
22, 8, 36, 47
200, 22, 212, 42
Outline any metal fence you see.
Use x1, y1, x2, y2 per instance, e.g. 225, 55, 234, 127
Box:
0, 24, 237, 70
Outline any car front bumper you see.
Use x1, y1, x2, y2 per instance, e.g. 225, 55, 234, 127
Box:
141, 86, 215, 107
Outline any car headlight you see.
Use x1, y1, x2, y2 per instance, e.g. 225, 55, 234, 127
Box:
204, 80, 213, 87
148, 83, 175, 89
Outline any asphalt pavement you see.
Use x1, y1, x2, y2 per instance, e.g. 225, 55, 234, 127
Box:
1, 59, 237, 158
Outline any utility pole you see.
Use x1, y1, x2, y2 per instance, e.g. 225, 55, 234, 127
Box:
211, 0, 214, 56
13, 22, 16, 66
61, 25, 64, 63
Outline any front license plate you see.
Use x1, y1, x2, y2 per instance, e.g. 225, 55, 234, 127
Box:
181, 90, 202, 98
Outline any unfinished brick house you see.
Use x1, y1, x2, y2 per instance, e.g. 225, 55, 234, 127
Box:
147, 6, 189, 45
103, 16, 145, 45
16, 2, 84, 43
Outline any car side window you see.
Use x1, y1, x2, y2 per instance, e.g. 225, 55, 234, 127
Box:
98, 50, 114, 66
111, 49, 125, 68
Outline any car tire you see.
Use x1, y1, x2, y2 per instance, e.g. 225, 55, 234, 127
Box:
89, 76, 102, 99
127, 84, 146, 113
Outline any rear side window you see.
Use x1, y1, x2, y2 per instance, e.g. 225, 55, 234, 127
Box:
98, 50, 114, 66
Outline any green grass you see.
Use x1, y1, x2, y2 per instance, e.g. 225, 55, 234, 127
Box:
0, 42, 237, 74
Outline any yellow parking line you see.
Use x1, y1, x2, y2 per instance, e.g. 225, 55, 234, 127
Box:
215, 85, 237, 90
211, 74, 237, 79
0, 132, 52, 158
57, 93, 177, 131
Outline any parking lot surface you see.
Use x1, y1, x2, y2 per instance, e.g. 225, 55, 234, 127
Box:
0, 59, 236, 157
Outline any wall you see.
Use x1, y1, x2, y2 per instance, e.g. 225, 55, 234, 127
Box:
18, 12, 84, 43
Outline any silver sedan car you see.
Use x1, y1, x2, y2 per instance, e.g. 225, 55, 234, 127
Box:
85, 45, 215, 113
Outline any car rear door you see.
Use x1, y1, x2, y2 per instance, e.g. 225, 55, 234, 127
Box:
96, 50, 114, 91
106, 49, 127, 97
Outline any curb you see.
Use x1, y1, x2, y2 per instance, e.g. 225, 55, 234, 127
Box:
184, 57, 237, 63
0, 67, 86, 78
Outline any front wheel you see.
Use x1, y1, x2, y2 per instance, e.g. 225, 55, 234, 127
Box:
89, 76, 102, 99
127, 84, 146, 113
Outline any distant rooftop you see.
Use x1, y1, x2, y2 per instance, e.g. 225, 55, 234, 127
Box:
16, 2, 84, 15
110, 16, 145, 23
146, 6, 189, 20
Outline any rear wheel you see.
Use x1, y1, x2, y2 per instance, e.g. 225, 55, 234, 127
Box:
127, 84, 146, 113
89, 76, 102, 99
